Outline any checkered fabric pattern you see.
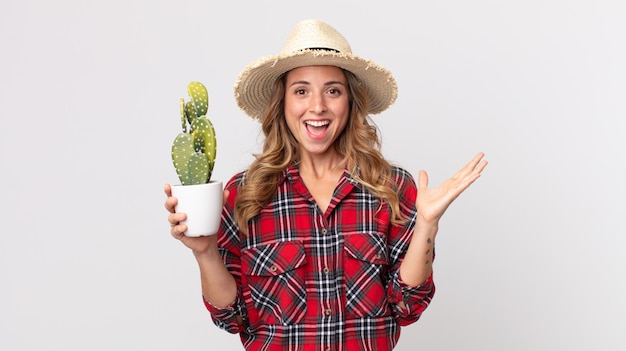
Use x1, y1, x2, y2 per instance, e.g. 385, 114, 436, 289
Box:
204, 164, 435, 350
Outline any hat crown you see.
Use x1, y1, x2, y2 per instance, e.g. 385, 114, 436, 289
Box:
279, 19, 352, 57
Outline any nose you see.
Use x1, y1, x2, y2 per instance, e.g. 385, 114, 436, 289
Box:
309, 92, 327, 114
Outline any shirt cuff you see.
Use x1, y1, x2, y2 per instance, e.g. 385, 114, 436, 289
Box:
203, 295, 246, 334
398, 271, 433, 290
203, 295, 238, 315
390, 271, 434, 303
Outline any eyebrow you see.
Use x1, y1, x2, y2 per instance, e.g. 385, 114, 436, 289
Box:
288, 80, 346, 87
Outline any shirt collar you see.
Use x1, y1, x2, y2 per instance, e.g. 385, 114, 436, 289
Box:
281, 162, 361, 188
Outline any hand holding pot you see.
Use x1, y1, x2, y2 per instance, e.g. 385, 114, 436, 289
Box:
164, 183, 229, 253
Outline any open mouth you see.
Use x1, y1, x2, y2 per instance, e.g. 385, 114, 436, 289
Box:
305, 120, 330, 137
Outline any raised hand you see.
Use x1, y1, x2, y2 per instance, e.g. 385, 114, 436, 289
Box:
415, 152, 488, 224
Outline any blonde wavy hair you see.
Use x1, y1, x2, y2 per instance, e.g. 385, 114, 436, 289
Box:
234, 69, 405, 232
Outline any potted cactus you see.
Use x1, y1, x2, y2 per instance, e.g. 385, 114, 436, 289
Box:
170, 81, 223, 237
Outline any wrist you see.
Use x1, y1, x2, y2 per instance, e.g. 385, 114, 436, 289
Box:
414, 215, 439, 237
192, 240, 221, 261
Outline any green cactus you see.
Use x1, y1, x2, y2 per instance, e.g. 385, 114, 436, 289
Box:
171, 81, 217, 185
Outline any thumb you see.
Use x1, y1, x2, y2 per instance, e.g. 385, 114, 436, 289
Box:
418, 170, 429, 190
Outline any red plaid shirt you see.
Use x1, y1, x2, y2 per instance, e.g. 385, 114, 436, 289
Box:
205, 164, 435, 350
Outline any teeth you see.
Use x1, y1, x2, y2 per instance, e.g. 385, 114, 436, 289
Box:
305, 120, 329, 127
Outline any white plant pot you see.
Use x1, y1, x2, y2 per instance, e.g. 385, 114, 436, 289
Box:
170, 180, 223, 237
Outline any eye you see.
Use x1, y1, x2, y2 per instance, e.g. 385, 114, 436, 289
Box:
327, 87, 342, 95
294, 88, 307, 95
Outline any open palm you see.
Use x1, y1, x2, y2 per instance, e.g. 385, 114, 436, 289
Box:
416, 152, 488, 224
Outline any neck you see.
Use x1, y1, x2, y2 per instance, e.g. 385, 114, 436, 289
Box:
298, 150, 345, 180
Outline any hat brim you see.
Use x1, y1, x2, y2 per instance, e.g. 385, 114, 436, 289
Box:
234, 50, 397, 120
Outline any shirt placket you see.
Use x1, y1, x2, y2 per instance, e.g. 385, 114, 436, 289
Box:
317, 175, 355, 350
290, 167, 356, 350
315, 217, 340, 349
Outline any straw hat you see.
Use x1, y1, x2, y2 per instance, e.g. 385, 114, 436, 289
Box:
234, 19, 398, 120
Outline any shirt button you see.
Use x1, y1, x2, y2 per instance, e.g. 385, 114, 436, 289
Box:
324, 308, 332, 316
374, 253, 381, 260
270, 265, 277, 272
321, 228, 328, 235
323, 267, 330, 274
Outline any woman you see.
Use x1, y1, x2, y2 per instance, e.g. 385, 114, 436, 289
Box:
165, 19, 487, 350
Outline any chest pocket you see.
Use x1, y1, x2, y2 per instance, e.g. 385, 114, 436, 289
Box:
241, 240, 307, 325
343, 233, 390, 318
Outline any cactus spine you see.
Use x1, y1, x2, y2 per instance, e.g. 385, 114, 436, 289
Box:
171, 81, 217, 185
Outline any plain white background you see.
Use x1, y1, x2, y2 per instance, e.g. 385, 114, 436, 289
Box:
1, 0, 624, 350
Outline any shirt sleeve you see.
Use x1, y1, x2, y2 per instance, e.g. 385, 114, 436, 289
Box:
202, 173, 249, 333
203, 294, 246, 333
385, 167, 436, 326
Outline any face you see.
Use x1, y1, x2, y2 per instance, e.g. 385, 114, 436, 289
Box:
284, 65, 350, 158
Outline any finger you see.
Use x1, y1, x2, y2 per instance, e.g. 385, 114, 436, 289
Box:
222, 189, 230, 205
171, 223, 188, 239
475, 159, 488, 174
457, 159, 488, 190
464, 152, 484, 171
164, 183, 172, 197
455, 152, 486, 178
468, 152, 486, 170
462, 158, 488, 182
164, 195, 178, 213
418, 170, 429, 190
168, 211, 186, 226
